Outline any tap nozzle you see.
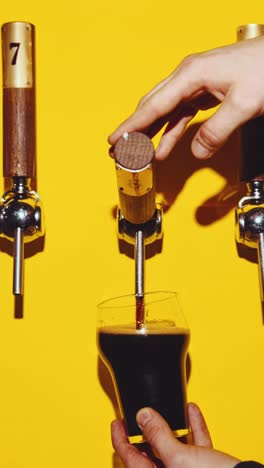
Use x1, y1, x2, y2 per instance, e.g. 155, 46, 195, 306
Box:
0, 177, 44, 295
236, 181, 264, 301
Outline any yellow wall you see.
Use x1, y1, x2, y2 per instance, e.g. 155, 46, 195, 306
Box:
0, 1, 263, 467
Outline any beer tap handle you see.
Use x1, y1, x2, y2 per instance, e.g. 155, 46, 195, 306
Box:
1, 22, 39, 298
239, 116, 264, 182
114, 132, 155, 225
2, 22, 35, 178
13, 227, 24, 295
237, 25, 264, 182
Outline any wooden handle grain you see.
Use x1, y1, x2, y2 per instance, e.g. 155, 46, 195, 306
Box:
114, 132, 154, 170
3, 87, 35, 177
2, 22, 35, 178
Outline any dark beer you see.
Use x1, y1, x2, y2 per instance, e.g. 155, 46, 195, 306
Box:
98, 323, 189, 439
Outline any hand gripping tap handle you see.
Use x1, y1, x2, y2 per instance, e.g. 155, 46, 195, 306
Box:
236, 24, 264, 303
1, 22, 38, 296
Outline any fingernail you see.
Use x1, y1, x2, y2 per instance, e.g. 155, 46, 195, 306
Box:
136, 408, 152, 429
192, 140, 211, 159
108, 146, 115, 158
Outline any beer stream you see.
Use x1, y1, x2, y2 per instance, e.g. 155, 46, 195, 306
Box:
136, 296, 144, 330
135, 229, 145, 330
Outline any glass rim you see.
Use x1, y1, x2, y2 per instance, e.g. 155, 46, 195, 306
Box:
97, 290, 178, 310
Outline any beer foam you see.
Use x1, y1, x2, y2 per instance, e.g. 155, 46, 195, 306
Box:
98, 321, 189, 335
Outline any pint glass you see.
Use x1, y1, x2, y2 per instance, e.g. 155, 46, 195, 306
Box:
97, 291, 190, 443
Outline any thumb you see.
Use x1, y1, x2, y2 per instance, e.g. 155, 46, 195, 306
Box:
191, 90, 257, 159
136, 408, 181, 464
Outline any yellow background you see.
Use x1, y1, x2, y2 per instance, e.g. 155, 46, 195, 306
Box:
0, 1, 263, 467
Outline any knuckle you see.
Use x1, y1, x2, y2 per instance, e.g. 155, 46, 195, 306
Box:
137, 94, 148, 109
126, 445, 139, 462
198, 124, 221, 150
170, 444, 193, 466
136, 96, 162, 119
146, 100, 163, 120
180, 52, 200, 68
176, 53, 204, 88
144, 419, 163, 447
230, 89, 259, 116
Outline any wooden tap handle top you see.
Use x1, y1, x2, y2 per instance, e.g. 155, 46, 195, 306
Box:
237, 24, 264, 181
114, 132, 156, 224
2, 22, 35, 178
114, 132, 154, 170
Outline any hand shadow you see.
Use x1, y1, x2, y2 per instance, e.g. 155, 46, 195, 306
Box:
155, 121, 260, 268
155, 121, 242, 224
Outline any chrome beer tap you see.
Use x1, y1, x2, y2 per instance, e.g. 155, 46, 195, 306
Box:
0, 22, 44, 296
235, 24, 264, 302
113, 132, 162, 323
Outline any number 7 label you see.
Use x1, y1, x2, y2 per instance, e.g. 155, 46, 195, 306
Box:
9, 42, 20, 65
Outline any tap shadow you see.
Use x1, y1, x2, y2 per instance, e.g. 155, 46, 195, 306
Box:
155, 122, 260, 267
98, 353, 191, 468
154, 122, 242, 223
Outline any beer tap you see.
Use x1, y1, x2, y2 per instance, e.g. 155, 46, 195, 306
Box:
113, 132, 162, 327
0, 22, 44, 296
235, 24, 264, 302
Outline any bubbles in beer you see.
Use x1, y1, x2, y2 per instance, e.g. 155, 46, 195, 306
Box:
136, 296, 144, 330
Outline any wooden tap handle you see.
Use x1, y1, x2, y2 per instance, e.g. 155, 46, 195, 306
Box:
237, 24, 264, 181
114, 132, 156, 224
114, 132, 154, 170
240, 117, 264, 181
2, 22, 35, 178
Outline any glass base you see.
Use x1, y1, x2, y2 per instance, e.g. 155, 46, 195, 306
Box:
128, 427, 190, 444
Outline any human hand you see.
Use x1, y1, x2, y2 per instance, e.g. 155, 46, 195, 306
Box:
109, 37, 264, 161
111, 403, 240, 468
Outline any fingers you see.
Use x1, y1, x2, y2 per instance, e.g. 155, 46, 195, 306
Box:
191, 87, 259, 159
155, 107, 197, 159
108, 63, 202, 146
187, 403, 213, 448
111, 420, 153, 468
136, 407, 181, 465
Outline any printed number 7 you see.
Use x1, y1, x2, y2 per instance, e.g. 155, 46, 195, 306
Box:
10, 42, 20, 65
